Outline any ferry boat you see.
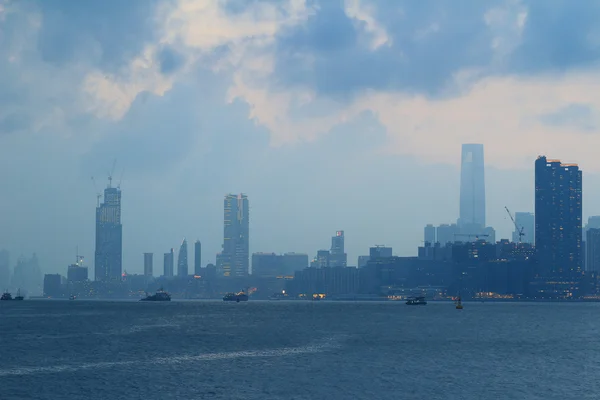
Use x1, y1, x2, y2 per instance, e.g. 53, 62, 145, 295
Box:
140, 288, 171, 302
223, 291, 249, 302
14, 289, 24, 301
1, 292, 13, 301
405, 296, 427, 305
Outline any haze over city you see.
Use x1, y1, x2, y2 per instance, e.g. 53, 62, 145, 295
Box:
2, 0, 600, 276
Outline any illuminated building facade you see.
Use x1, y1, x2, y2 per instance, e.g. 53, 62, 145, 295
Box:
221, 194, 249, 277
94, 184, 122, 281
535, 156, 582, 278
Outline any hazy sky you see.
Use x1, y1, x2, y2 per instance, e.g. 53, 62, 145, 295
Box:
2, 0, 600, 275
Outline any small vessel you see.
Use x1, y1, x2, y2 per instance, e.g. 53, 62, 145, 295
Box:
223, 291, 249, 302
455, 297, 463, 310
140, 288, 171, 302
1, 292, 13, 301
69, 295, 76, 301
14, 289, 24, 301
406, 296, 427, 305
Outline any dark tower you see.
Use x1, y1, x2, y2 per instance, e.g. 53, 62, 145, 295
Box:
194, 240, 202, 276
535, 156, 582, 278
94, 180, 122, 281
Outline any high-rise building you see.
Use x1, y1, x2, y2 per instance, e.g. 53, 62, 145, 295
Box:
535, 156, 582, 277
512, 212, 535, 244
424, 224, 436, 244
177, 239, 188, 277
221, 194, 249, 277
194, 240, 202, 276
357, 256, 370, 268
282, 253, 309, 275
143, 253, 153, 277
437, 224, 459, 246
458, 144, 486, 232
586, 228, 600, 272
163, 248, 174, 277
94, 182, 122, 281
67, 264, 88, 282
330, 230, 347, 267
369, 246, 392, 259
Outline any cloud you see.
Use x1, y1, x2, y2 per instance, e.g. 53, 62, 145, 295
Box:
540, 103, 598, 132
343, 0, 391, 50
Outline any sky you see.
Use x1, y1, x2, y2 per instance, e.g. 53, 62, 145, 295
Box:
2, 0, 600, 275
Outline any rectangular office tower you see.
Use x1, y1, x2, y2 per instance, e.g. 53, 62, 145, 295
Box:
458, 144, 486, 233
221, 194, 249, 277
163, 248, 174, 277
535, 156, 582, 277
144, 253, 153, 277
329, 230, 347, 267
94, 183, 122, 281
194, 240, 202, 275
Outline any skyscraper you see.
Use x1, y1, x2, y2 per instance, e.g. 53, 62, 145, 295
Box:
512, 212, 535, 244
330, 230, 347, 267
163, 248, 174, 277
424, 224, 436, 244
458, 144, 486, 233
535, 156, 582, 277
94, 182, 122, 281
222, 194, 249, 277
194, 240, 202, 275
586, 228, 600, 272
144, 253, 153, 277
177, 239, 188, 277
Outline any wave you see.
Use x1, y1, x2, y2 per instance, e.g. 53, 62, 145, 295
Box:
0, 335, 344, 377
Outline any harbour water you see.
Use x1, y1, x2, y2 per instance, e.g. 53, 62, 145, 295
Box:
1, 300, 599, 399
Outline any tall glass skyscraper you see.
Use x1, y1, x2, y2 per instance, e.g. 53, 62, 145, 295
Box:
194, 240, 202, 275
330, 230, 347, 267
163, 248, 174, 277
177, 239, 188, 277
458, 144, 486, 233
535, 156, 582, 277
222, 194, 249, 277
94, 183, 122, 281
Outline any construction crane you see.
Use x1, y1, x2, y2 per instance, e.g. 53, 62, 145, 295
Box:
107, 159, 117, 188
91, 176, 102, 207
505, 206, 524, 243
453, 233, 489, 241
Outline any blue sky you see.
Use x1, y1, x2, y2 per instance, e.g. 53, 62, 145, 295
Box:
1, 0, 600, 274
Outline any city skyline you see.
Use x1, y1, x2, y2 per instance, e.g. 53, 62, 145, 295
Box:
5, 2, 600, 276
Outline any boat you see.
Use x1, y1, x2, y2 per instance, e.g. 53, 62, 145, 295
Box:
1, 292, 13, 301
455, 297, 463, 310
223, 291, 249, 302
69, 295, 76, 301
406, 296, 427, 305
14, 289, 24, 301
140, 288, 171, 302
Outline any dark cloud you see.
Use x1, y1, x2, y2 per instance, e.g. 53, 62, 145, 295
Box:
509, 1, 600, 73
33, 0, 169, 71
157, 45, 185, 74
272, 0, 496, 99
